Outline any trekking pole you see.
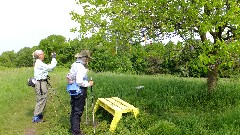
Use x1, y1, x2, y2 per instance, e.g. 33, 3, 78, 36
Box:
90, 77, 96, 134
85, 97, 88, 124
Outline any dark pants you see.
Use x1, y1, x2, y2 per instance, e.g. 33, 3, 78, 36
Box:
70, 88, 87, 135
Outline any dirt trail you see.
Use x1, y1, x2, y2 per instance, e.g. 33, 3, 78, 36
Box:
25, 128, 36, 135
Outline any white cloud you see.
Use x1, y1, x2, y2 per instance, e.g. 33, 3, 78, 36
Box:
0, 0, 83, 54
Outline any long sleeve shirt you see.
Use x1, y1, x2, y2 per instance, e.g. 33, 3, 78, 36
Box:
70, 60, 90, 88
34, 58, 57, 80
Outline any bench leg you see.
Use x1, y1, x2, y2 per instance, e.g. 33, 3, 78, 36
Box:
133, 108, 139, 118
110, 111, 122, 132
93, 99, 100, 113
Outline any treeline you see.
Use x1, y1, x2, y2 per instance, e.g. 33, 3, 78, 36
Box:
0, 34, 238, 78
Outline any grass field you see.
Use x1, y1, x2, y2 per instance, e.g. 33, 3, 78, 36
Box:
1, 67, 240, 135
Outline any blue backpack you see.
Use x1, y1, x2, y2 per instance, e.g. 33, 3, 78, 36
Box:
66, 62, 82, 96
66, 82, 82, 96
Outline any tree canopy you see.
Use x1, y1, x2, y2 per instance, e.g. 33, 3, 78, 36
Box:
71, 0, 240, 91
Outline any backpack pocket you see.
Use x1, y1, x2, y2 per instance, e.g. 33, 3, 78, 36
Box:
66, 82, 82, 95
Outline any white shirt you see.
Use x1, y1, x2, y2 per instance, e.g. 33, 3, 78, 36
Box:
70, 61, 90, 87
34, 58, 57, 80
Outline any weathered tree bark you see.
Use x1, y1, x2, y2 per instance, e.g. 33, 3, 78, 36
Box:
207, 63, 218, 92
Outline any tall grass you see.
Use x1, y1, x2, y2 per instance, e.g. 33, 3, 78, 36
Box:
1, 68, 240, 135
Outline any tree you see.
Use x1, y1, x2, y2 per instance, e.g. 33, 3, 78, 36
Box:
162, 0, 240, 92
71, 0, 240, 92
38, 34, 68, 65
0, 51, 17, 67
15, 47, 37, 67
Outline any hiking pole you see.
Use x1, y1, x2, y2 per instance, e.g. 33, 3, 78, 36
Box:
90, 77, 96, 134
85, 97, 88, 124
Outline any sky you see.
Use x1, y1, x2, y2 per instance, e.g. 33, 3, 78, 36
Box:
0, 1, 214, 55
0, 0, 83, 55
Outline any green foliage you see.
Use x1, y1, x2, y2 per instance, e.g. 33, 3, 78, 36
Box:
178, 40, 208, 77
38, 34, 68, 64
15, 47, 36, 67
1, 32, 240, 78
71, 0, 240, 90
1, 34, 239, 78
0, 51, 17, 67
90, 44, 134, 74
130, 44, 148, 74
57, 39, 83, 67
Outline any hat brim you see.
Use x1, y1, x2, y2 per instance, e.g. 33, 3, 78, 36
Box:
74, 53, 81, 58
75, 53, 93, 59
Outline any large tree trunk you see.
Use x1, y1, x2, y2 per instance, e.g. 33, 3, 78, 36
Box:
207, 63, 218, 93
200, 33, 219, 92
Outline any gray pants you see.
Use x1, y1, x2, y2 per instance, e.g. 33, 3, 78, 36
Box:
34, 81, 48, 116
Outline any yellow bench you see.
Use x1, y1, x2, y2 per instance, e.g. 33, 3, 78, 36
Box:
94, 97, 139, 132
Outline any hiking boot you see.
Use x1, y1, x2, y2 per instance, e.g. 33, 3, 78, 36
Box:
32, 116, 44, 123
38, 113, 43, 119
71, 131, 84, 135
